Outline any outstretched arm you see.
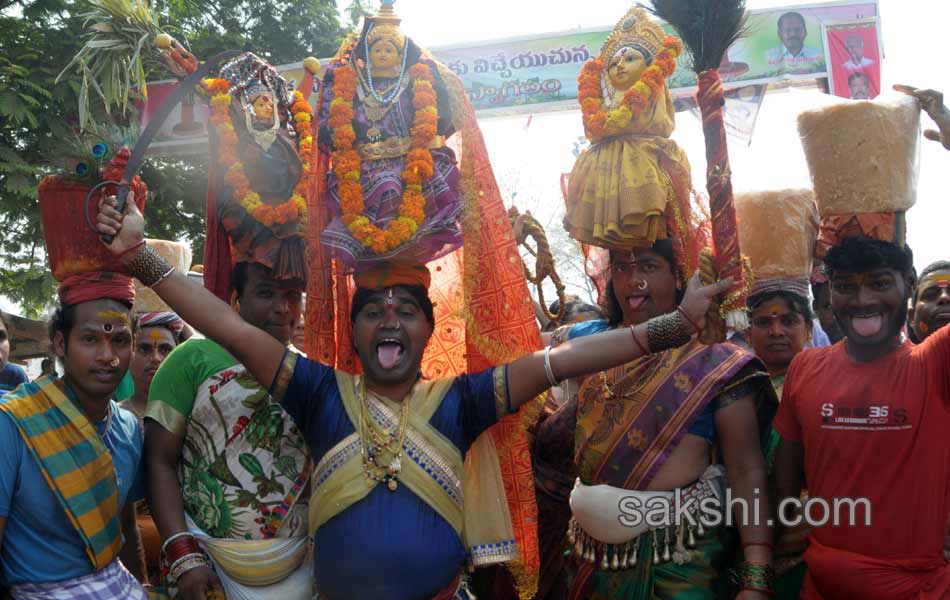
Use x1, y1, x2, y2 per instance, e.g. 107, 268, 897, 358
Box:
96, 194, 284, 389
506, 274, 732, 409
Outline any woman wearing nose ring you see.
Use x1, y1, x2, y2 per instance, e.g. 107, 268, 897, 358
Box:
539, 237, 778, 600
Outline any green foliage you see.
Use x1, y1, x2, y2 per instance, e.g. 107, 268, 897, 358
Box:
0, 0, 346, 317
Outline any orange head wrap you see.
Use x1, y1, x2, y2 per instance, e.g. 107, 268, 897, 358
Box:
353, 262, 431, 290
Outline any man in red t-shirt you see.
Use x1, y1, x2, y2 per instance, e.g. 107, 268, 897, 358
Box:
773, 236, 950, 599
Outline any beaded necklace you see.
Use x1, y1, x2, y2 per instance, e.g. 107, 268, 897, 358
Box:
358, 378, 411, 492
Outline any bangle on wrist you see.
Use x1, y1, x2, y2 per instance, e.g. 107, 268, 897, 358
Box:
119, 240, 146, 259
128, 243, 176, 288
628, 324, 649, 355
734, 561, 775, 596
543, 346, 560, 386
646, 311, 692, 352
676, 305, 701, 333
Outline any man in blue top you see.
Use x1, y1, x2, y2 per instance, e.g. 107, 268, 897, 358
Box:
97, 186, 731, 599
0, 272, 147, 599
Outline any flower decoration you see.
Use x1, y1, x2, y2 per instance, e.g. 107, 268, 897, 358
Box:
201, 80, 311, 230
326, 57, 438, 254
578, 36, 681, 143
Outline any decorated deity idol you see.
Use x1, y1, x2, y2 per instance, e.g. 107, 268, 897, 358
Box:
564, 7, 697, 280
201, 52, 311, 299
316, 0, 463, 267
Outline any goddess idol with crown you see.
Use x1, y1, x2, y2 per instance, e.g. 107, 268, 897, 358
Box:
564, 6, 699, 285
315, 0, 463, 268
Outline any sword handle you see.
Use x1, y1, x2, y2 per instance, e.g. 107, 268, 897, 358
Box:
84, 179, 126, 245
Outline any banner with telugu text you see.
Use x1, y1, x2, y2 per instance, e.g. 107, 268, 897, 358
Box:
140, 0, 878, 155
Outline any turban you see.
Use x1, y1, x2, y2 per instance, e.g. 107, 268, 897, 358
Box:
354, 262, 431, 290
58, 272, 136, 307
136, 311, 185, 333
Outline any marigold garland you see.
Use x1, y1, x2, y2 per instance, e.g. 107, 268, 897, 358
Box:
202, 80, 311, 230
578, 36, 682, 142
328, 57, 437, 254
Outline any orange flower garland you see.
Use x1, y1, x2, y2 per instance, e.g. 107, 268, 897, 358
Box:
329, 59, 437, 255
202, 80, 310, 230
578, 36, 682, 142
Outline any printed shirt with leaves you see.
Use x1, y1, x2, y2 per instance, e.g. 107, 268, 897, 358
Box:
146, 338, 310, 540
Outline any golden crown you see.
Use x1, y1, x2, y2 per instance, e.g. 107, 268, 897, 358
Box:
365, 1, 406, 51
600, 6, 667, 63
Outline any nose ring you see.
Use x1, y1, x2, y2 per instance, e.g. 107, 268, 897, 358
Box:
109, 358, 120, 368
636, 279, 648, 291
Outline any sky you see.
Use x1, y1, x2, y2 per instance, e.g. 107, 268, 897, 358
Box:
392, 0, 950, 301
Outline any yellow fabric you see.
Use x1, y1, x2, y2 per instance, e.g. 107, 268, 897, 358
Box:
200, 536, 308, 586
463, 429, 518, 566
308, 371, 462, 536
565, 85, 691, 251
0, 377, 122, 570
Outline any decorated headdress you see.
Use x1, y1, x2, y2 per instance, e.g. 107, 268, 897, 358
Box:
798, 96, 921, 259
218, 52, 293, 117
736, 189, 819, 300
364, 0, 406, 52
202, 52, 311, 301
600, 6, 668, 63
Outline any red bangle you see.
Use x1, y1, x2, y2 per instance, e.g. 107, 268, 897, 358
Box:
676, 305, 701, 333
163, 536, 202, 566
739, 587, 776, 597
629, 324, 649, 355
119, 239, 146, 257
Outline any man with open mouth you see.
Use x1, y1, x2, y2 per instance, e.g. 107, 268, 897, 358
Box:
772, 95, 950, 599
96, 184, 730, 600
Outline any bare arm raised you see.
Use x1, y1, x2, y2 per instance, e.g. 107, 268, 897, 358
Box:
97, 194, 285, 390
98, 194, 729, 406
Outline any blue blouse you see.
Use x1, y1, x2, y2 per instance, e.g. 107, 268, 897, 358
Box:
275, 356, 503, 600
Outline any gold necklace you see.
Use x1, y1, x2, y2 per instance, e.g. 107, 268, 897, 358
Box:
356, 68, 404, 142
599, 353, 664, 399
358, 378, 411, 492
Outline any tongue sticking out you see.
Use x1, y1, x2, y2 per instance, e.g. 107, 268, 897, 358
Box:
628, 296, 647, 312
851, 315, 883, 338
377, 343, 403, 370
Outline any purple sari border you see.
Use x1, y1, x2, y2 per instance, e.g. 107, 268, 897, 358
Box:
592, 342, 754, 490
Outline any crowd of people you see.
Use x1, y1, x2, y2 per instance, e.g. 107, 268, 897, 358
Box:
2, 2, 950, 599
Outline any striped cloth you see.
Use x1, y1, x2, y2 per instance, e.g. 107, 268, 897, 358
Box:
0, 376, 122, 570
11, 558, 147, 600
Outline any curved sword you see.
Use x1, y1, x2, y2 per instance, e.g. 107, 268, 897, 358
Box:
90, 49, 241, 243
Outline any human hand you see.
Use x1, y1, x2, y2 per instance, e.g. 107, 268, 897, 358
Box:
176, 565, 223, 600
775, 521, 810, 559
894, 84, 950, 150
95, 191, 146, 260
511, 211, 531, 245
678, 272, 734, 333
